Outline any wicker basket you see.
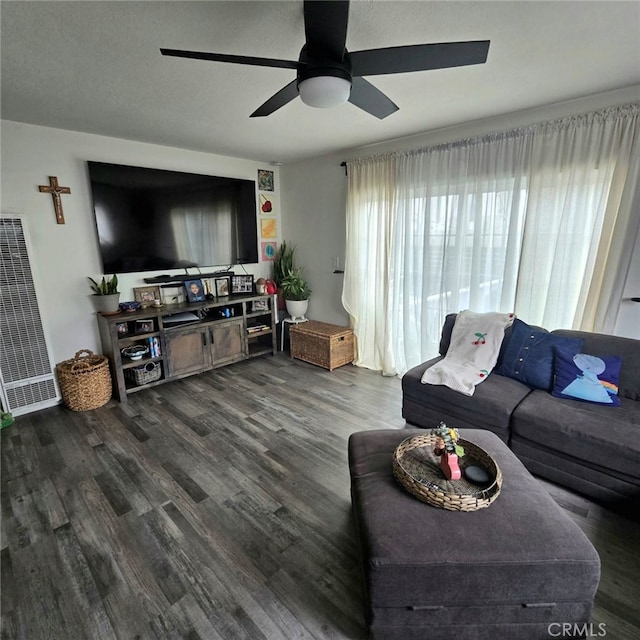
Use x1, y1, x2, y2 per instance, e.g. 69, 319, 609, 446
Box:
56, 349, 112, 411
125, 361, 162, 386
289, 321, 355, 370
393, 434, 502, 512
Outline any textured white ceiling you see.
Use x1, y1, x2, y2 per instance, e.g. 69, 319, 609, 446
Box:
2, 1, 639, 163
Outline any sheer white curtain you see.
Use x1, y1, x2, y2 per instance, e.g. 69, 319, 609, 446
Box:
168, 189, 235, 266
342, 104, 639, 376
515, 109, 640, 329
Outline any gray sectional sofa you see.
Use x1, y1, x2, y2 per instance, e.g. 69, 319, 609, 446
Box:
402, 314, 640, 513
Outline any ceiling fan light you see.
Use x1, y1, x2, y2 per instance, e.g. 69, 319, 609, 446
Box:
298, 76, 351, 108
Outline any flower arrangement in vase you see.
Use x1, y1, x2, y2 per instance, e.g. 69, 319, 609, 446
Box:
431, 422, 465, 480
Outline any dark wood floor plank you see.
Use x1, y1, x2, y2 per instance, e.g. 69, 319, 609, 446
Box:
267, 566, 365, 640
39, 477, 70, 531
122, 507, 188, 606
94, 441, 154, 514
1, 353, 638, 640
161, 460, 209, 504
53, 522, 118, 639
166, 594, 228, 640
161, 499, 272, 592
57, 475, 176, 632
10, 533, 93, 639
0, 547, 18, 639
5, 475, 50, 549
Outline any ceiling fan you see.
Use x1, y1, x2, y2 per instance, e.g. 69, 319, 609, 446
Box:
160, 0, 490, 119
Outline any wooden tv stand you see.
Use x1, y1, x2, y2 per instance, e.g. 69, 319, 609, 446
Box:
97, 294, 276, 402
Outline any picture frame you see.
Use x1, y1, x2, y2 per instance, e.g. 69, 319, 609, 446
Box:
231, 274, 254, 295
134, 319, 154, 334
214, 276, 231, 298
184, 278, 206, 303
261, 241, 277, 261
133, 285, 161, 304
257, 169, 274, 191
259, 193, 274, 215
260, 218, 277, 239
251, 299, 269, 313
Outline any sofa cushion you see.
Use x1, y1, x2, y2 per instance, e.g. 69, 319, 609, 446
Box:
403, 358, 531, 437
511, 390, 640, 479
495, 319, 583, 391
552, 330, 640, 401
510, 438, 640, 508
552, 348, 622, 406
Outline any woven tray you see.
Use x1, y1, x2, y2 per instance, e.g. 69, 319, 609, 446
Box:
393, 434, 502, 511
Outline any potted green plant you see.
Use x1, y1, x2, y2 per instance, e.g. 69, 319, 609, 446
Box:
280, 267, 311, 320
273, 241, 295, 310
274, 241, 295, 287
88, 274, 121, 315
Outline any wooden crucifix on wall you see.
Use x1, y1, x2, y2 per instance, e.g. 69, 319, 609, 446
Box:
38, 176, 71, 224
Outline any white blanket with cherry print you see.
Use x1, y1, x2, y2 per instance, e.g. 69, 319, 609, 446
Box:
421, 310, 515, 396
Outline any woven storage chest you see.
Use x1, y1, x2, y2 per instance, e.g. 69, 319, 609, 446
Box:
290, 321, 354, 370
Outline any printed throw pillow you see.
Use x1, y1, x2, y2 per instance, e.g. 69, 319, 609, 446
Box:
552, 347, 622, 406
495, 319, 583, 391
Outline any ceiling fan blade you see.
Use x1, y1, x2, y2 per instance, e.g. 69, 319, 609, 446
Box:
303, 0, 349, 60
250, 80, 299, 117
160, 48, 299, 70
349, 41, 490, 76
348, 77, 398, 119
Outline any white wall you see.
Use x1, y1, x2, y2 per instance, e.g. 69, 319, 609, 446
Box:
280, 157, 349, 325
281, 85, 640, 336
0, 121, 280, 364
615, 221, 640, 339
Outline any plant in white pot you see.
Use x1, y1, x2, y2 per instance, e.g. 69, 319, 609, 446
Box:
88, 274, 121, 315
280, 268, 311, 321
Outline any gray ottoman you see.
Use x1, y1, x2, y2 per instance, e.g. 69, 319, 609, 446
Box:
348, 428, 601, 640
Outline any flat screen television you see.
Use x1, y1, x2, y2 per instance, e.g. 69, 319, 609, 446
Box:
87, 161, 259, 274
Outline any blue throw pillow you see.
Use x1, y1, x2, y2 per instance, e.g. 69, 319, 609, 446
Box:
495, 319, 583, 391
552, 348, 622, 406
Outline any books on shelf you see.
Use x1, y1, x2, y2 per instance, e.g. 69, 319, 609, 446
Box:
148, 336, 161, 358
246, 324, 269, 334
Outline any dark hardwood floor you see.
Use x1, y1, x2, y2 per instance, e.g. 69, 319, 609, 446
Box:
2, 353, 639, 639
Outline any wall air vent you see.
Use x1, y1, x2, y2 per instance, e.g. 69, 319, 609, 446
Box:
0, 215, 59, 415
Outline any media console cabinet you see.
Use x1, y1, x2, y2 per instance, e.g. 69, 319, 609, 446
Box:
97, 294, 276, 402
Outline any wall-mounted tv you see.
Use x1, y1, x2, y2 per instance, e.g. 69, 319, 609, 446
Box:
87, 161, 258, 274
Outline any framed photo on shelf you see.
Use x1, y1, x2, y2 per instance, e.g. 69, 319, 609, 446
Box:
134, 319, 154, 334
231, 274, 254, 295
214, 276, 231, 298
184, 279, 206, 302
251, 299, 269, 313
133, 285, 161, 304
